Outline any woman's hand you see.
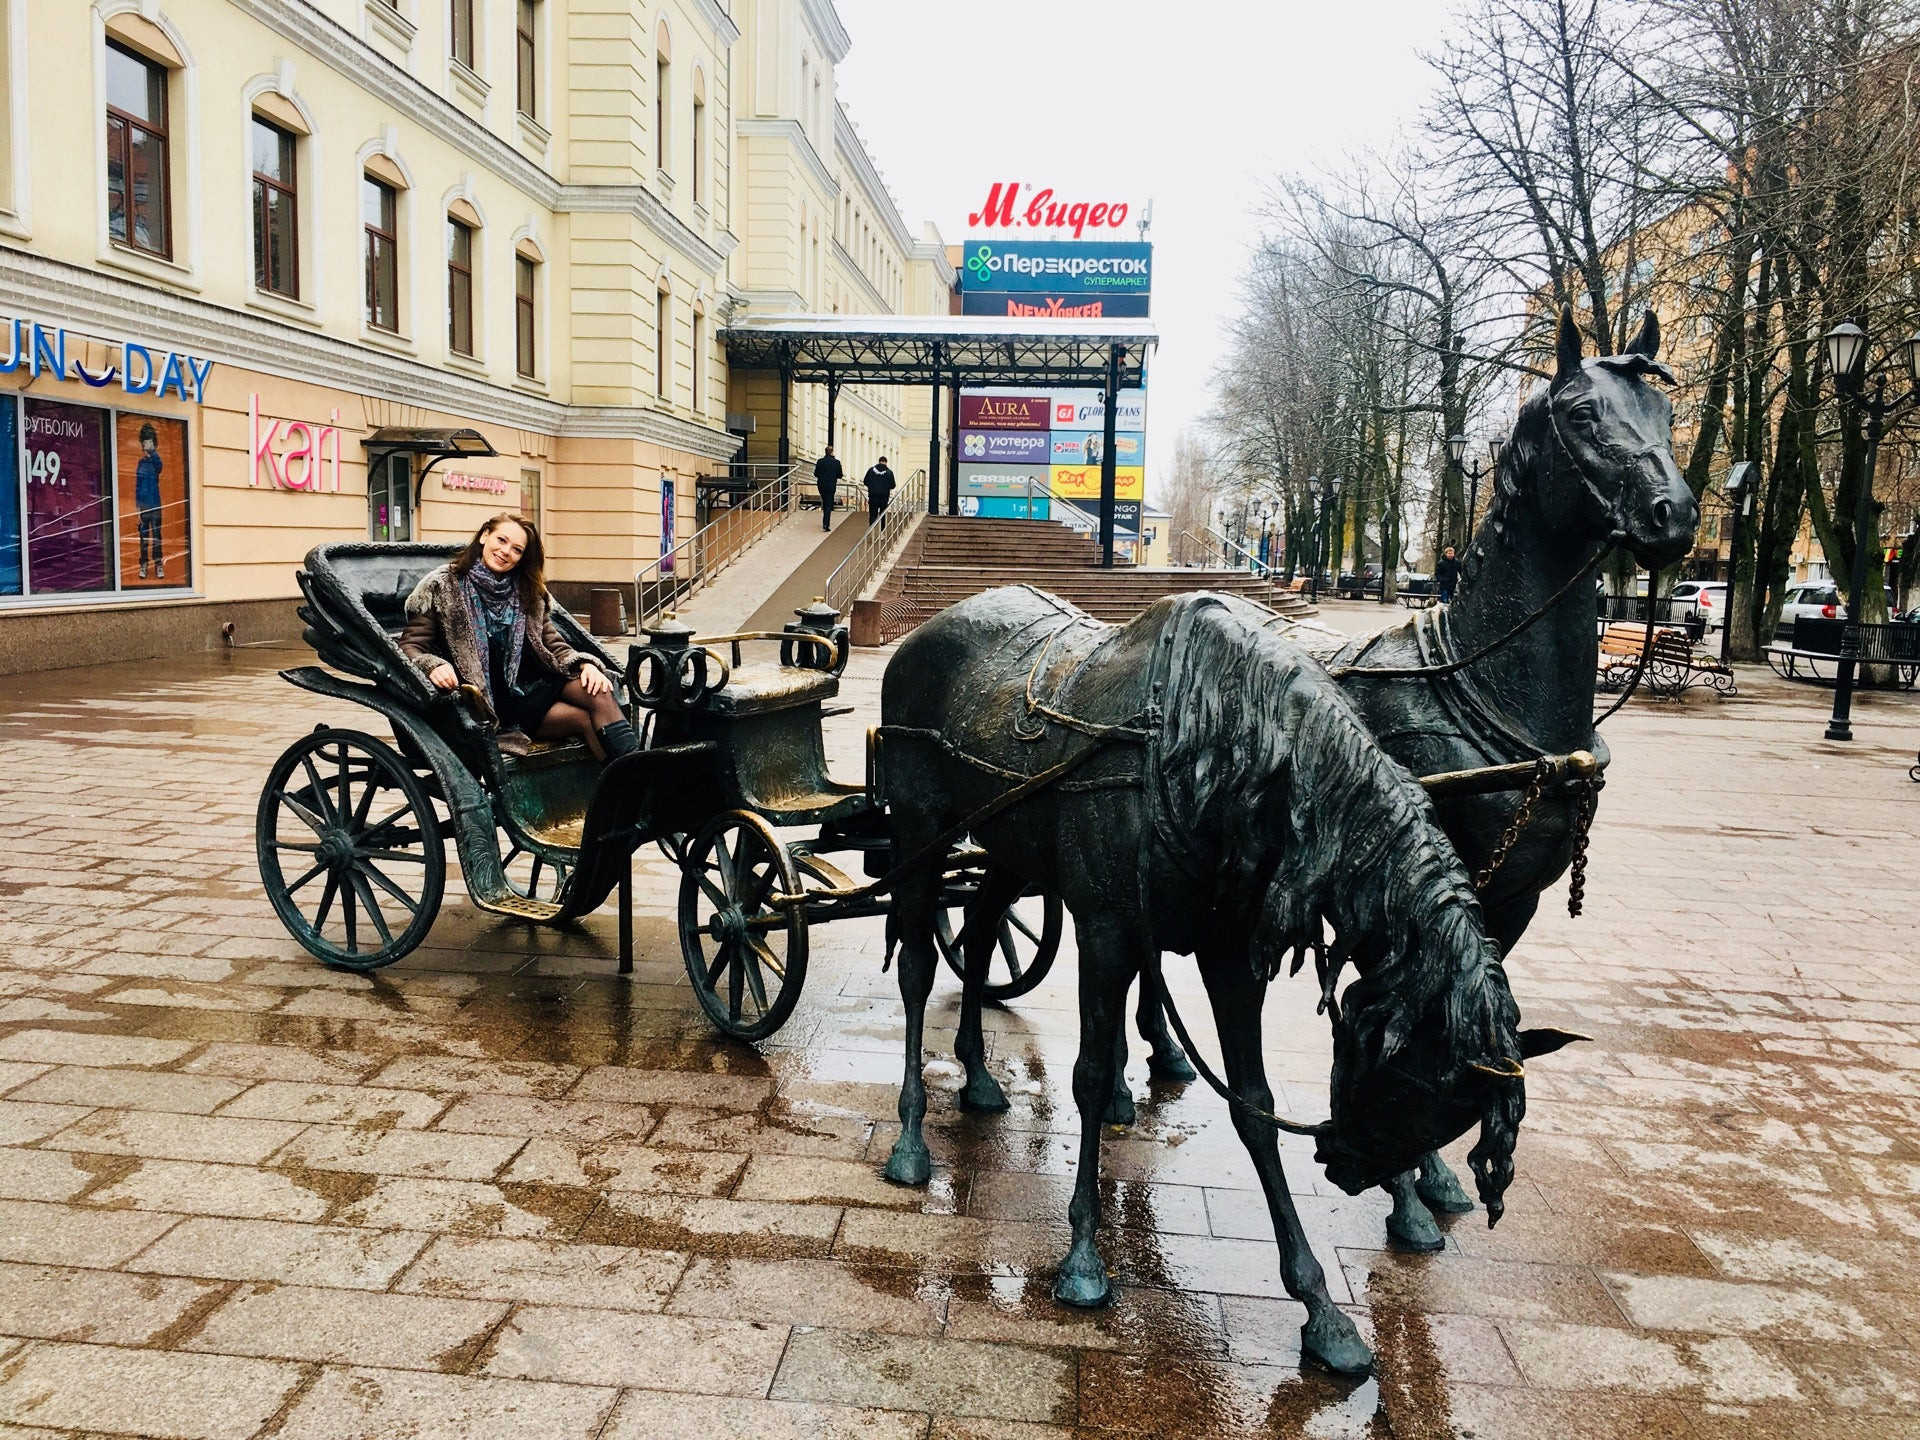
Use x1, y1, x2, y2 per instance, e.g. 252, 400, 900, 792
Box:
578, 664, 612, 697
428, 663, 459, 691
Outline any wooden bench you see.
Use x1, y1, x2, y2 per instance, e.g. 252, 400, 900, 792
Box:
1597, 622, 1737, 699
1398, 592, 1438, 609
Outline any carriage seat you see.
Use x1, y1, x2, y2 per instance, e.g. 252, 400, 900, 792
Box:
702, 659, 840, 717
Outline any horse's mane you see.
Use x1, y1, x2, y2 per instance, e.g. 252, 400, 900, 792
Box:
1156, 603, 1523, 1199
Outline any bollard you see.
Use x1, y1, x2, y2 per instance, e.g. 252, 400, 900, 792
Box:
589, 588, 626, 636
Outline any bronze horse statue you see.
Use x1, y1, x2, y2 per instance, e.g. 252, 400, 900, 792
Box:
876, 588, 1578, 1377
941, 309, 1700, 1251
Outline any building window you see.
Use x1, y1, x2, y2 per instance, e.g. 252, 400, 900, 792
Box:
655, 289, 669, 398
105, 42, 170, 258
447, 218, 474, 355
691, 309, 704, 412
515, 253, 536, 377
251, 118, 299, 298
364, 175, 399, 332
450, 0, 475, 69
691, 83, 705, 204
515, 0, 537, 117
519, 466, 541, 522
655, 23, 671, 174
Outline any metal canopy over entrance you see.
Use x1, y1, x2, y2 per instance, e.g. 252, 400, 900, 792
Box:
719, 316, 1157, 566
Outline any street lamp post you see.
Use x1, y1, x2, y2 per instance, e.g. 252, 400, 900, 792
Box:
1322, 477, 1343, 596
1819, 321, 1920, 742
1306, 477, 1322, 603
1446, 435, 1503, 551
1719, 461, 1755, 667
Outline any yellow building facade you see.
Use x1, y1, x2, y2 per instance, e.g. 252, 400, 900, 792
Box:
0, 0, 948, 669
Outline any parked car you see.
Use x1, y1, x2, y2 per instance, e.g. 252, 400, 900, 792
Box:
1670, 580, 1727, 631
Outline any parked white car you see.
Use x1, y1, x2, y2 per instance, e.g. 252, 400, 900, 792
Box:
1669, 580, 1727, 630
1778, 580, 1842, 633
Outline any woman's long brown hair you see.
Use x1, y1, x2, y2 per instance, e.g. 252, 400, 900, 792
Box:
449, 512, 547, 611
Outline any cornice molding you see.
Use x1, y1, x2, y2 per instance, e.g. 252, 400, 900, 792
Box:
553, 183, 736, 270
0, 247, 738, 461
830, 240, 889, 313
798, 0, 852, 63
736, 118, 837, 202
690, 0, 741, 46
834, 106, 914, 256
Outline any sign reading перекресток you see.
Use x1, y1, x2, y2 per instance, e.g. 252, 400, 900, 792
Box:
960, 241, 1152, 295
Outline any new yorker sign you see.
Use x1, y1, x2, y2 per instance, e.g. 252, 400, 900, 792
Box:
967, 183, 1133, 239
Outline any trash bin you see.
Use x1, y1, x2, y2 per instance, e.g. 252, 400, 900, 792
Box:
589, 588, 626, 636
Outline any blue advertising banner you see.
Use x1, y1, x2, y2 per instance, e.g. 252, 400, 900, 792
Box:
1048, 431, 1144, 466
961, 290, 1151, 319
961, 495, 1050, 520
960, 430, 1050, 465
960, 241, 1152, 295
0, 396, 17, 594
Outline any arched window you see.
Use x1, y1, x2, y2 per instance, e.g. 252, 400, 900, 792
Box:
654, 281, 671, 399
654, 20, 671, 175
362, 154, 408, 333
446, 199, 481, 356
690, 67, 705, 206
515, 237, 542, 378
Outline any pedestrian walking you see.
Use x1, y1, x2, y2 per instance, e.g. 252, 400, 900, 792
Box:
1436, 545, 1462, 605
863, 456, 896, 525
813, 447, 843, 531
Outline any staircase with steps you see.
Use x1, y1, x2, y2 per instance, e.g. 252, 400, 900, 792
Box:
869, 516, 1317, 630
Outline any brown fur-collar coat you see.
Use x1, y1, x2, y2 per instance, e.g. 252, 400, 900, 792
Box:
397, 563, 594, 691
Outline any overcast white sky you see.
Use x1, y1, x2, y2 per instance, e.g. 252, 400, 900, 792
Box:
829, 0, 1463, 501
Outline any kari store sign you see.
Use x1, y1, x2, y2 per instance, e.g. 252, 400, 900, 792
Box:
248, 394, 346, 492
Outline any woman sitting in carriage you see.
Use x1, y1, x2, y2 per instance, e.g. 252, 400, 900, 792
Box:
399, 512, 638, 760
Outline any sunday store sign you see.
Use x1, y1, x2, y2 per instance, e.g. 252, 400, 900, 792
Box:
0, 317, 215, 402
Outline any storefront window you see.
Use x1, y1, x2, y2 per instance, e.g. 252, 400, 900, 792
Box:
369, 452, 412, 541
519, 467, 541, 523
115, 413, 189, 587
0, 398, 18, 596
23, 398, 112, 593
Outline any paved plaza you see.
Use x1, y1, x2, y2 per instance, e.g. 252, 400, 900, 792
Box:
0, 621, 1917, 1439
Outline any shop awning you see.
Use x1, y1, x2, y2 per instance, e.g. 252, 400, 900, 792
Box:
362, 427, 496, 464
719, 315, 1155, 387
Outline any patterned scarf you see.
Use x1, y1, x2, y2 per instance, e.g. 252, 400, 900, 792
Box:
463, 563, 527, 703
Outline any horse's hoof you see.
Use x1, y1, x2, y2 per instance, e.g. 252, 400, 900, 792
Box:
1104, 1088, 1137, 1127
1416, 1167, 1475, 1215
958, 1070, 1010, 1113
1386, 1205, 1445, 1254
1053, 1251, 1112, 1309
882, 1138, 931, 1187
1147, 1046, 1198, 1085
1301, 1309, 1373, 1378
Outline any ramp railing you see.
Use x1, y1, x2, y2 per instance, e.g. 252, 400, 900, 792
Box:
634, 464, 800, 629
824, 468, 928, 616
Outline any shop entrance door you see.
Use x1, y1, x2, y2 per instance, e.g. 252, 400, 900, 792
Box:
368, 453, 412, 541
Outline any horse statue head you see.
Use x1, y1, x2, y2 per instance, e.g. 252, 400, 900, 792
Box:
1494, 307, 1698, 570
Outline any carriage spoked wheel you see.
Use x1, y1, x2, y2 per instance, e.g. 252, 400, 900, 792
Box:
677, 810, 809, 1041
935, 872, 1063, 1001
257, 727, 445, 970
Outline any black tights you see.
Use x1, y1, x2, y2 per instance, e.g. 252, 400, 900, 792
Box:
534, 678, 624, 760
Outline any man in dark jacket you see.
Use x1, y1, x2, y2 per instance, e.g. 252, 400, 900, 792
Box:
862, 456, 896, 525
813, 447, 843, 530
1436, 545, 1462, 604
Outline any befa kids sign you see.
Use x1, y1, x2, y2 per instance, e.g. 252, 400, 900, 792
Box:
0, 317, 215, 401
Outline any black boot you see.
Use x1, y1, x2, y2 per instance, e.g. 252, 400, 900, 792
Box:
598, 718, 639, 759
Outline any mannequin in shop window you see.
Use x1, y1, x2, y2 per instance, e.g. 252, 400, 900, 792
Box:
399, 513, 637, 759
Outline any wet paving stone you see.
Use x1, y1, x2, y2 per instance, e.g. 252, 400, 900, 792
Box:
1, 643, 1917, 1434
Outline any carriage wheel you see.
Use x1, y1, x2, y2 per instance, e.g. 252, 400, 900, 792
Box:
500, 835, 573, 905
677, 811, 809, 1041
257, 728, 444, 971
935, 877, 1063, 1001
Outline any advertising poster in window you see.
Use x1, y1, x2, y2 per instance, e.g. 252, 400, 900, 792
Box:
115, 413, 189, 588
0, 397, 18, 595
660, 476, 676, 574
23, 398, 110, 593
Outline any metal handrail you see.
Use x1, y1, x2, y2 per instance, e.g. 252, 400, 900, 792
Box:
1200, 525, 1274, 576
1012, 472, 1098, 531
634, 465, 800, 628
824, 468, 928, 612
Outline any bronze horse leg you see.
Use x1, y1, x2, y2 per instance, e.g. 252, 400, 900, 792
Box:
1197, 943, 1374, 1377
954, 865, 1023, 1113
1054, 909, 1137, 1309
882, 843, 945, 1188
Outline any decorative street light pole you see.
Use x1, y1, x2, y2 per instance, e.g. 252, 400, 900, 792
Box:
1322, 476, 1343, 596
1446, 435, 1503, 549
1720, 461, 1755, 667
1819, 321, 1920, 742
1306, 477, 1322, 603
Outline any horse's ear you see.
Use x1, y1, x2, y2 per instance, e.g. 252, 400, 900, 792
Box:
1518, 1027, 1590, 1059
1626, 310, 1661, 360
1553, 307, 1584, 387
